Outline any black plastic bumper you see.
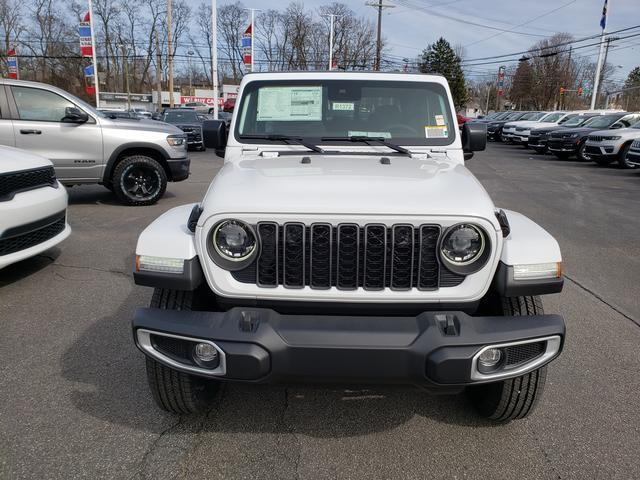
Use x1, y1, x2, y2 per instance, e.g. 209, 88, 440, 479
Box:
132, 306, 565, 387
167, 157, 190, 181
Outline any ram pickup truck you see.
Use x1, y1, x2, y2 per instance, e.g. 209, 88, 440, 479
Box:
0, 79, 190, 206
132, 72, 565, 422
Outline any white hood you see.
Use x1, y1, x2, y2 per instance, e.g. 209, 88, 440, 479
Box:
201, 154, 498, 220
0, 145, 53, 173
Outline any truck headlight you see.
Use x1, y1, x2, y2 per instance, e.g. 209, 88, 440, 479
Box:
603, 136, 621, 141
439, 224, 489, 274
208, 220, 258, 270
167, 134, 186, 147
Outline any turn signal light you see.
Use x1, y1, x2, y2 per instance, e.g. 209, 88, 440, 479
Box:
513, 262, 562, 281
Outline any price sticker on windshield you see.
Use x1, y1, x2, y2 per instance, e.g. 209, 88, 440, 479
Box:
425, 126, 448, 138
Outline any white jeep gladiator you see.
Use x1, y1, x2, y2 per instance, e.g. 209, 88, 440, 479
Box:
132, 72, 565, 422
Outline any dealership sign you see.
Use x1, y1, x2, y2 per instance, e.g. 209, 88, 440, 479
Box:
181, 96, 223, 107
7, 48, 18, 79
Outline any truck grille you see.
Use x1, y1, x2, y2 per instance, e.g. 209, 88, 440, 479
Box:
0, 166, 57, 202
233, 222, 466, 290
588, 135, 604, 142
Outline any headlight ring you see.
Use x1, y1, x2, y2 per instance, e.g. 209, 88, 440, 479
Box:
439, 223, 491, 275
207, 219, 259, 271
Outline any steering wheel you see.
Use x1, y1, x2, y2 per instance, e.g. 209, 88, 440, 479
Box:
386, 124, 419, 136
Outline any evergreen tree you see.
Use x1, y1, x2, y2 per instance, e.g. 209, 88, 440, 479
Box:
623, 67, 640, 110
418, 37, 468, 108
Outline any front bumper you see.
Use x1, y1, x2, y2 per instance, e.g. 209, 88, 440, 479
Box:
166, 157, 190, 182
583, 144, 618, 159
132, 307, 565, 387
548, 140, 577, 153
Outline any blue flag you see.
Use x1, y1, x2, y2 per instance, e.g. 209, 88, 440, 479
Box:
600, 0, 608, 29
84, 64, 94, 76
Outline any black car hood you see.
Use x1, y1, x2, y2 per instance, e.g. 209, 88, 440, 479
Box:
532, 125, 572, 135
173, 123, 201, 129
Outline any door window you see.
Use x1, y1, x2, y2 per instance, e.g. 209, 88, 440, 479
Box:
11, 86, 76, 122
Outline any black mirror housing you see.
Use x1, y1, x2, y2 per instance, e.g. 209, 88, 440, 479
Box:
462, 122, 487, 157
63, 106, 89, 123
203, 119, 228, 150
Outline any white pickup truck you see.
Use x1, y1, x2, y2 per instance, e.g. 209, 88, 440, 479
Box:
131, 72, 565, 422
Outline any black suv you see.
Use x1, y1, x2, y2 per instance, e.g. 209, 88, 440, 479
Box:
161, 109, 205, 151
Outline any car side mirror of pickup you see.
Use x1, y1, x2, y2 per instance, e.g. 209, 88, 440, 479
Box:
62, 107, 89, 123
203, 119, 228, 157
462, 122, 487, 161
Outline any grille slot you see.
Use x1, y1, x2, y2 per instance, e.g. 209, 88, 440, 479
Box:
233, 223, 469, 290
283, 223, 305, 288
0, 166, 56, 201
310, 224, 332, 289
391, 225, 414, 290
337, 224, 359, 290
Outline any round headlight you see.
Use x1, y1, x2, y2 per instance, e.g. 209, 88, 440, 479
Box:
440, 224, 489, 275
211, 220, 257, 268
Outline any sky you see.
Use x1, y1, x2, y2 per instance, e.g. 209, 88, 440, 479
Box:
298, 0, 640, 86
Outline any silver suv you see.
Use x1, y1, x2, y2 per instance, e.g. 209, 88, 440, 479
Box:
0, 79, 190, 206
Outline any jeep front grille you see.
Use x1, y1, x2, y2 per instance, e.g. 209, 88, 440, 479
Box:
232, 222, 465, 290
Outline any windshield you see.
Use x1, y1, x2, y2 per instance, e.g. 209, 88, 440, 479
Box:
582, 115, 620, 128
526, 112, 547, 121
163, 110, 200, 123
235, 79, 455, 146
520, 112, 541, 120
540, 112, 564, 123
562, 115, 594, 127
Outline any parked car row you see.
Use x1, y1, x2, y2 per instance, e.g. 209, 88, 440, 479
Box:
476, 109, 640, 169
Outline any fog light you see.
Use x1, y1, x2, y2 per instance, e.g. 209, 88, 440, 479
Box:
194, 342, 218, 361
478, 348, 502, 368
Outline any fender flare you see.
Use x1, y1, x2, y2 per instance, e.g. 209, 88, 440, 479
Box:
104, 142, 171, 184
494, 209, 563, 296
134, 203, 204, 290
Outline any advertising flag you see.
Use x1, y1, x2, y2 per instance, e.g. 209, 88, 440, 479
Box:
600, 0, 608, 29
7, 48, 18, 79
242, 24, 252, 67
497, 66, 506, 97
79, 12, 93, 57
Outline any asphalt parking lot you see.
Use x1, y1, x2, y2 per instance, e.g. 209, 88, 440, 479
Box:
1, 144, 640, 479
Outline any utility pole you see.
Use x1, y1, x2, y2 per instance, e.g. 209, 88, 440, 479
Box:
120, 43, 131, 110
366, 0, 394, 71
187, 50, 194, 92
485, 82, 491, 114
167, 0, 175, 108
211, 0, 219, 119
324, 14, 338, 71
87, 0, 100, 107
155, 29, 162, 112
591, 0, 611, 109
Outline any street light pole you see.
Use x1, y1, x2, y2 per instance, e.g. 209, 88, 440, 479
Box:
591, 0, 611, 109
325, 14, 338, 70
211, 0, 219, 119
120, 43, 131, 110
187, 50, 194, 92
167, 0, 174, 108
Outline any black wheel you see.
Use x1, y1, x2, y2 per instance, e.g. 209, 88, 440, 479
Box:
197, 143, 207, 152
145, 289, 221, 414
112, 155, 167, 206
577, 142, 588, 161
468, 296, 549, 422
617, 143, 636, 169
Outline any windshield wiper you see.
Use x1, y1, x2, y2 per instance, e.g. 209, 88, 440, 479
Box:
239, 134, 325, 154
321, 136, 412, 156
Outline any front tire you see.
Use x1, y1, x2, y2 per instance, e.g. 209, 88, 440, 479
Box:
617, 143, 636, 169
468, 296, 548, 422
144, 289, 221, 414
112, 155, 167, 206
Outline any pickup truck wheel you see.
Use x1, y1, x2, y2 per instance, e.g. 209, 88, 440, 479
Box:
112, 155, 167, 206
617, 143, 635, 169
468, 295, 548, 422
145, 288, 221, 414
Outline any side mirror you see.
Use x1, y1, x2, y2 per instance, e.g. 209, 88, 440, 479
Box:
62, 106, 89, 123
461, 122, 487, 160
203, 119, 228, 154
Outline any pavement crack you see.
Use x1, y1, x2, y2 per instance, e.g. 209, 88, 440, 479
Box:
38, 256, 130, 278
131, 416, 184, 480
564, 274, 639, 328
281, 387, 301, 480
